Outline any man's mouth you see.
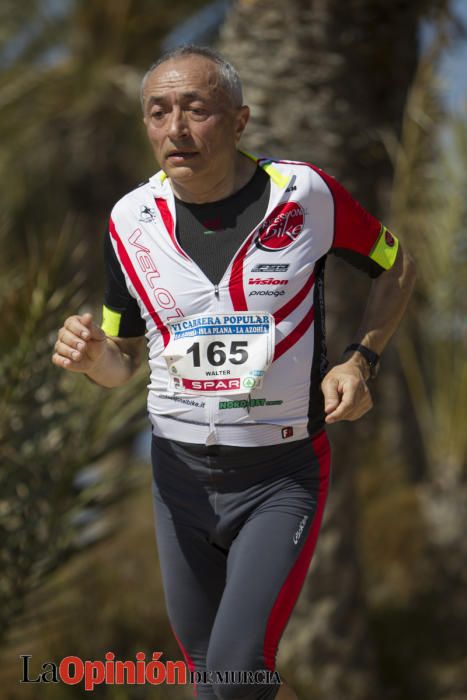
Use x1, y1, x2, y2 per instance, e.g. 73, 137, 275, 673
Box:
166, 150, 199, 161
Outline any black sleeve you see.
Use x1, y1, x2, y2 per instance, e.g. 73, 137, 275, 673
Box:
329, 248, 388, 278
102, 228, 147, 337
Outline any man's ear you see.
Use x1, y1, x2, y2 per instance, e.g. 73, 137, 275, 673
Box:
234, 105, 250, 143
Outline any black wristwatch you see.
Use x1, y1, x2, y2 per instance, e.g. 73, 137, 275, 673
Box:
343, 343, 380, 379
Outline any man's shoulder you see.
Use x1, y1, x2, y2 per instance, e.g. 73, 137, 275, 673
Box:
262, 156, 337, 194
264, 156, 314, 167
261, 155, 319, 169
110, 174, 163, 219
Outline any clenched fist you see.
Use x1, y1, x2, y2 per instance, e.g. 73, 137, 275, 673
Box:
52, 312, 107, 373
321, 362, 373, 424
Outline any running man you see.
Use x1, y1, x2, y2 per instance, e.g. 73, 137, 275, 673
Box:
52, 45, 416, 700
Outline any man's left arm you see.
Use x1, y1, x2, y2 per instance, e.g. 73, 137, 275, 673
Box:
322, 241, 416, 424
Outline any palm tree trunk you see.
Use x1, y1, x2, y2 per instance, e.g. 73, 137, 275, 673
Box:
218, 1, 428, 697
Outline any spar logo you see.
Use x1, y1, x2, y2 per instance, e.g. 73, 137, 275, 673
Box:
256, 202, 305, 251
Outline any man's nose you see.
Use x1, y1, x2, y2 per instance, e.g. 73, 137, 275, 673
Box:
167, 107, 189, 139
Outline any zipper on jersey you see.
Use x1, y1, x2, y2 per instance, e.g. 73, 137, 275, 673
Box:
206, 283, 220, 445
206, 398, 217, 445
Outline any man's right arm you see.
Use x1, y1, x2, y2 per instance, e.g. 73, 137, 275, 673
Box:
52, 223, 147, 387
52, 312, 145, 388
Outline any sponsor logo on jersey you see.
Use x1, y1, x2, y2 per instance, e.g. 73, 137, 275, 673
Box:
385, 229, 395, 247
248, 278, 288, 285
293, 515, 309, 544
248, 290, 286, 297
139, 205, 157, 223
128, 228, 184, 321
282, 427, 294, 439
157, 393, 205, 408
251, 264, 290, 273
182, 378, 241, 391
219, 398, 283, 409
256, 202, 305, 251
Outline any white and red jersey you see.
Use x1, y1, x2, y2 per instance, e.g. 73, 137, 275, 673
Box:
102, 153, 398, 446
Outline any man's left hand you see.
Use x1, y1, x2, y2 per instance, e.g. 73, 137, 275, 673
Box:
321, 362, 373, 424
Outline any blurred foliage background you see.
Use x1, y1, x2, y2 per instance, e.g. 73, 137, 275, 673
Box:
0, 1, 466, 699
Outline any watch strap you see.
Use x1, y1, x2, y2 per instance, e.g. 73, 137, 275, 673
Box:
343, 343, 380, 378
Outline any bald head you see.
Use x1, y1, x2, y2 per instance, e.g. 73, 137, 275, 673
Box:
140, 45, 243, 112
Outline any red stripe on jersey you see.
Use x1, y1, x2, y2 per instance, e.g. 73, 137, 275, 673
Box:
263, 430, 331, 671
229, 234, 253, 311
109, 218, 171, 347
273, 303, 315, 362
278, 159, 382, 256
274, 269, 316, 324
170, 624, 197, 696
154, 197, 190, 259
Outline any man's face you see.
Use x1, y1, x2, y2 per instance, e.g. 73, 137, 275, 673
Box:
142, 56, 249, 186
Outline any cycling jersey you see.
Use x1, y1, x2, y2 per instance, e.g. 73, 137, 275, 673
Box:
101, 152, 398, 447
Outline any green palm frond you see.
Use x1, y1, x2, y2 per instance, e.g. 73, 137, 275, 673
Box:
0, 0, 216, 657
0, 218, 148, 647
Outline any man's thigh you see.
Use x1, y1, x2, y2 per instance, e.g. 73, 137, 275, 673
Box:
207, 430, 331, 675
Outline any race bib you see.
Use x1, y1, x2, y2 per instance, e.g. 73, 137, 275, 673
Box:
162, 312, 275, 396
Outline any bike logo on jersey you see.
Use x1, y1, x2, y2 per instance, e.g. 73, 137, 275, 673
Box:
256, 202, 305, 251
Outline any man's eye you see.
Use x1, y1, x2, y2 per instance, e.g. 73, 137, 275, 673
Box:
151, 110, 165, 120
190, 108, 207, 117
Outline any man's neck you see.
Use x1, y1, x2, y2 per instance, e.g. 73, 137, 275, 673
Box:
169, 151, 258, 204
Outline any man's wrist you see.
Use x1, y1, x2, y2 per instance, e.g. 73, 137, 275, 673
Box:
342, 352, 371, 382
342, 343, 380, 380
83, 338, 112, 384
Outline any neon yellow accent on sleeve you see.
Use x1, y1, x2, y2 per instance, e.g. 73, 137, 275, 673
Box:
259, 162, 290, 189
101, 305, 122, 336
369, 225, 399, 270
238, 149, 290, 189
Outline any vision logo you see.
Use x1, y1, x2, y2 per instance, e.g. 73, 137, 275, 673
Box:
249, 278, 288, 285
256, 202, 305, 251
